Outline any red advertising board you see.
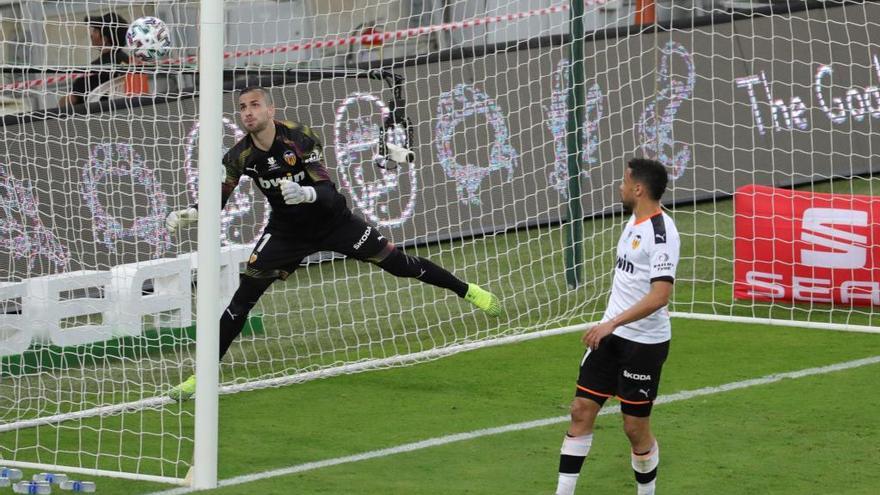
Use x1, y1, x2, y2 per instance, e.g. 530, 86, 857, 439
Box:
734, 184, 880, 306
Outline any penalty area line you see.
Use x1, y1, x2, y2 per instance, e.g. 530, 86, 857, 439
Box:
148, 354, 880, 494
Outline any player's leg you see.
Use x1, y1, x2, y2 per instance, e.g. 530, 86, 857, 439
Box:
623, 415, 659, 495
168, 231, 307, 401
168, 272, 277, 402
219, 231, 308, 360
326, 215, 502, 316
218, 274, 276, 360
556, 341, 618, 495
616, 339, 670, 495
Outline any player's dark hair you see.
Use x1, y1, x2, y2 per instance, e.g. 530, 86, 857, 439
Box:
85, 12, 129, 47
627, 157, 668, 201
238, 86, 273, 105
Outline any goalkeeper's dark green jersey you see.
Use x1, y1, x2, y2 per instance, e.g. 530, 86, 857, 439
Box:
221, 120, 350, 238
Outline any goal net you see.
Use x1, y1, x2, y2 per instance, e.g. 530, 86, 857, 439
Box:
0, 0, 878, 484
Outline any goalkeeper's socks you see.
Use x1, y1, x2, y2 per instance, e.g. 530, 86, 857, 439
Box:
632, 441, 659, 495
412, 256, 469, 296
556, 432, 592, 495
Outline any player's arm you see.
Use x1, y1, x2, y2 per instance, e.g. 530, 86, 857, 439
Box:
583, 281, 672, 349
166, 152, 242, 231
606, 281, 673, 328
220, 167, 241, 210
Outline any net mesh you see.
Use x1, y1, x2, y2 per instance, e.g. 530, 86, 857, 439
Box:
0, 0, 877, 480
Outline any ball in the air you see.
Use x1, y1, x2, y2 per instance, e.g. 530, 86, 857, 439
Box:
126, 16, 171, 62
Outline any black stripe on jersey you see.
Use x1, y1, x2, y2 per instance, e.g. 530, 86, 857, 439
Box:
650, 214, 667, 244
650, 276, 675, 284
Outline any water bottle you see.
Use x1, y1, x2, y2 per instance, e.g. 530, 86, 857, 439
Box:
0, 477, 11, 488
0, 467, 24, 481
12, 480, 52, 494
33, 473, 67, 485
59, 480, 95, 492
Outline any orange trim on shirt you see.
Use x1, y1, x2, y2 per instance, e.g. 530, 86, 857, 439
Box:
576, 385, 613, 398
616, 395, 652, 405
633, 210, 663, 226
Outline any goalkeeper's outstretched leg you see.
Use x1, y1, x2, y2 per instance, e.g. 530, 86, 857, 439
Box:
373, 247, 502, 317
328, 215, 503, 318
166, 86, 502, 401
167, 220, 502, 401
167, 273, 277, 402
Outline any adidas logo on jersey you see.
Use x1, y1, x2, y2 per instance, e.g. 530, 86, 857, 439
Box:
615, 255, 634, 274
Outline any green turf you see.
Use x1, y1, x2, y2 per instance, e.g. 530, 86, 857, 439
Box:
202, 320, 880, 495
3, 319, 878, 493
274, 364, 880, 495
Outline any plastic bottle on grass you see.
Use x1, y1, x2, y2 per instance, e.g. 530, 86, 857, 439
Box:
59, 480, 96, 492
1, 467, 24, 481
12, 480, 52, 494
33, 473, 68, 485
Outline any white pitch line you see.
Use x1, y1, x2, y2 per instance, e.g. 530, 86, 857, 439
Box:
147, 354, 880, 495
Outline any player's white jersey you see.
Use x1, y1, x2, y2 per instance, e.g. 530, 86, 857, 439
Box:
603, 211, 680, 344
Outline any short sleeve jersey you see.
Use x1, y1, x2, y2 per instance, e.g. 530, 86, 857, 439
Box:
603, 211, 680, 344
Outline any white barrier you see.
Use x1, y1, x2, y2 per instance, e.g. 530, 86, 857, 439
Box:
177, 244, 253, 310
0, 282, 29, 358
24, 270, 115, 348
0, 247, 254, 359
109, 258, 193, 332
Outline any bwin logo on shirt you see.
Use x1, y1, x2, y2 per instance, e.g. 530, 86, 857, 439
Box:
258, 177, 288, 188
615, 255, 634, 274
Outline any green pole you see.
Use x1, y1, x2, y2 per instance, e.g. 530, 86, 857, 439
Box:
564, 0, 586, 289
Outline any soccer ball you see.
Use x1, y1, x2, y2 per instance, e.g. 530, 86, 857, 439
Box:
126, 16, 171, 62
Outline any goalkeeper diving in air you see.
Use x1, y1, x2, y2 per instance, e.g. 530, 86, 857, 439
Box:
165, 86, 502, 401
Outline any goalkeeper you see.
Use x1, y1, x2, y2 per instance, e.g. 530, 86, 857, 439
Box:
166, 86, 501, 401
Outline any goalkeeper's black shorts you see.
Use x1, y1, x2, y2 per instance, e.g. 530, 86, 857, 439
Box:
575, 334, 670, 417
244, 214, 392, 279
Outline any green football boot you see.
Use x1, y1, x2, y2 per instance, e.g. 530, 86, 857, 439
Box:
465, 283, 502, 317
167, 375, 196, 402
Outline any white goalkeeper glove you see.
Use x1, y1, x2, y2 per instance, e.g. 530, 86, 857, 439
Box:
280, 179, 317, 205
385, 142, 415, 164
165, 207, 199, 231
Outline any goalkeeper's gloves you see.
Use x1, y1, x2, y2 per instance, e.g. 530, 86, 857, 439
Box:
385, 142, 415, 164
280, 180, 317, 205
165, 207, 199, 231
